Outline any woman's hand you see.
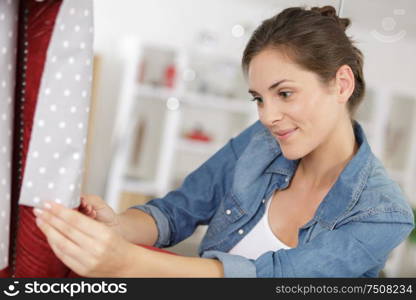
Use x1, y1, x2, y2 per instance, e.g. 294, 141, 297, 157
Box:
79, 195, 119, 228
33, 200, 136, 277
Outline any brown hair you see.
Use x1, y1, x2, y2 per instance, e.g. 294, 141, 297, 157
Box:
242, 5, 365, 117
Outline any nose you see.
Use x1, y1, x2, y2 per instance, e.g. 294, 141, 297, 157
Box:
260, 99, 284, 127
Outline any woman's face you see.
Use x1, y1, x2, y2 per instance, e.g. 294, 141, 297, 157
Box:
247, 48, 346, 160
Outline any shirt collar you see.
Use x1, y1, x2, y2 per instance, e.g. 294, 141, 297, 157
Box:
259, 120, 374, 229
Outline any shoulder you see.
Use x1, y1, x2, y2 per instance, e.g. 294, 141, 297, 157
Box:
353, 155, 414, 224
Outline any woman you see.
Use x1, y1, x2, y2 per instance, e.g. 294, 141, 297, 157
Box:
33, 5, 414, 277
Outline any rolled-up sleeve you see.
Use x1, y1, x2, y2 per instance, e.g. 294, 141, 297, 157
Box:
132, 204, 172, 248
201, 251, 257, 277
202, 210, 414, 277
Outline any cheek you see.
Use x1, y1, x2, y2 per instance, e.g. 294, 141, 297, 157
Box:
289, 101, 307, 123
298, 96, 340, 155
281, 98, 313, 129
298, 93, 336, 129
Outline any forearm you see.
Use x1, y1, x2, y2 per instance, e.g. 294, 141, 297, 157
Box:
111, 208, 158, 246
119, 244, 224, 278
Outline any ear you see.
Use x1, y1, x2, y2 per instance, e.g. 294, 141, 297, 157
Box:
335, 64, 355, 104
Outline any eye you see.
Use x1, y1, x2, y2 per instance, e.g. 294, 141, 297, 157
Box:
279, 91, 293, 99
250, 96, 263, 103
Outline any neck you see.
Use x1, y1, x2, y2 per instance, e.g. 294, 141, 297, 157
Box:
297, 117, 359, 190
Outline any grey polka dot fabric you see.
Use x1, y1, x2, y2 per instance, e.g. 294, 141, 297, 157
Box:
0, 0, 18, 271
19, 0, 93, 209
0, 0, 93, 270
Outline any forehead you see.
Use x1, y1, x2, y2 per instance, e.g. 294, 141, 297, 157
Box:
247, 48, 315, 88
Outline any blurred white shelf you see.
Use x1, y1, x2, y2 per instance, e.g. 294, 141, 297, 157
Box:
176, 138, 222, 155
135, 84, 254, 114
122, 177, 157, 196
121, 140, 223, 196
106, 41, 257, 204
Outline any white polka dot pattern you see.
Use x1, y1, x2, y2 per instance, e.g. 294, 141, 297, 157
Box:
0, 0, 18, 271
19, 0, 94, 212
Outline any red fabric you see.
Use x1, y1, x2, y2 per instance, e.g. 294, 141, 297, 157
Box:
0, 268, 10, 278
15, 206, 71, 278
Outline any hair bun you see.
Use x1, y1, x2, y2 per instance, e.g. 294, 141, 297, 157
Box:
311, 5, 351, 31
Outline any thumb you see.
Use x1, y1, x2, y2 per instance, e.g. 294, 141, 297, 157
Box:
81, 194, 107, 209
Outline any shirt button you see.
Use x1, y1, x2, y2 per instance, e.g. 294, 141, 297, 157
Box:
225, 209, 231, 215
262, 199, 266, 204
238, 229, 244, 235
285, 177, 289, 182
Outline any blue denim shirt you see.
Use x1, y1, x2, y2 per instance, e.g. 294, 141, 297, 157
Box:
131, 120, 415, 277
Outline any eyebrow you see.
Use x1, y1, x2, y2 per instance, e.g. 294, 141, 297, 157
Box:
248, 79, 293, 94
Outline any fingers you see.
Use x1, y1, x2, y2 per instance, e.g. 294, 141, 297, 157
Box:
38, 200, 108, 242
35, 215, 89, 271
34, 201, 118, 278
81, 195, 106, 210
80, 195, 107, 219
34, 206, 98, 252
79, 197, 97, 218
51, 243, 88, 277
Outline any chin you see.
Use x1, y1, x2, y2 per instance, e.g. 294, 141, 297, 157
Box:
280, 147, 305, 161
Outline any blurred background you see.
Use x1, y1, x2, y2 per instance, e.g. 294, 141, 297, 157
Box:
81, 0, 416, 277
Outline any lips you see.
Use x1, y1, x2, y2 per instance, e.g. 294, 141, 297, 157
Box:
274, 128, 297, 136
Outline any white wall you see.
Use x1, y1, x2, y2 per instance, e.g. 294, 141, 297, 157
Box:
349, 23, 416, 93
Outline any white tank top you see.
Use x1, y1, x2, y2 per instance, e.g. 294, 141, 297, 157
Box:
228, 193, 291, 259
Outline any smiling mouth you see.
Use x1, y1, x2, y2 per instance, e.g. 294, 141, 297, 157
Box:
273, 128, 298, 141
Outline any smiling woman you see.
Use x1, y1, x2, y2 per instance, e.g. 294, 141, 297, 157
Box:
34, 5, 414, 278
128, 5, 413, 277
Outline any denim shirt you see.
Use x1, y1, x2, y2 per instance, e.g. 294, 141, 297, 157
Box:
131, 120, 415, 277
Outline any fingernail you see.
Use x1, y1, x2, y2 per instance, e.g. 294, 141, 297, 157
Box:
43, 202, 52, 209
33, 208, 43, 215
36, 217, 43, 225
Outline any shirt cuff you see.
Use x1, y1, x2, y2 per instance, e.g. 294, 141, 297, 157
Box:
129, 204, 171, 248
201, 250, 257, 278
